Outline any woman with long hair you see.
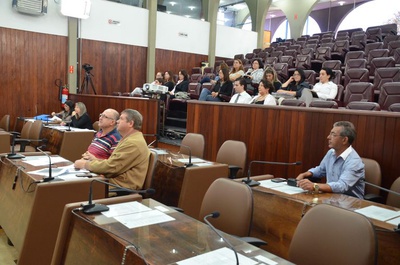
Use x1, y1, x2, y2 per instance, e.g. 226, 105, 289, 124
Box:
229, 59, 245, 81
249, 79, 277, 105
199, 68, 233, 102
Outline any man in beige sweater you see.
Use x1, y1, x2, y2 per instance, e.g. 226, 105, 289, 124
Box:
74, 109, 150, 190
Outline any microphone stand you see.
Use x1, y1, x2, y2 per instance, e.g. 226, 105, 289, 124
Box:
82, 178, 156, 214
243, 160, 302, 187
7, 133, 25, 159
204, 212, 239, 265
36, 146, 62, 182
180, 144, 193, 167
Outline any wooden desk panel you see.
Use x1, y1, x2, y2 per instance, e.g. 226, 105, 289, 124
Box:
250, 184, 400, 265
187, 101, 400, 191
57, 199, 292, 265
0, 157, 106, 265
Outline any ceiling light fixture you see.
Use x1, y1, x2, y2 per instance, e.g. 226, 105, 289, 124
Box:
170, 2, 176, 6
188, 6, 195, 11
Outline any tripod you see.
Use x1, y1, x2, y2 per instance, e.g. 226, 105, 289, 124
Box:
80, 71, 97, 94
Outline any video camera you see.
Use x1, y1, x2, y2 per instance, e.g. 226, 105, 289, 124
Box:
82, 63, 93, 72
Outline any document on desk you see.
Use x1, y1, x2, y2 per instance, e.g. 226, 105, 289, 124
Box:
23, 155, 69, 166
177, 158, 206, 163
355, 205, 400, 221
150, 148, 168, 155
386, 216, 400, 226
114, 209, 175, 229
102, 201, 152, 218
259, 179, 306, 195
176, 247, 260, 265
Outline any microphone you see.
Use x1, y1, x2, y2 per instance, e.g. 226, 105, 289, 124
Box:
179, 144, 193, 167
82, 178, 156, 214
204, 212, 239, 265
7, 133, 25, 160
243, 160, 302, 187
36, 145, 62, 183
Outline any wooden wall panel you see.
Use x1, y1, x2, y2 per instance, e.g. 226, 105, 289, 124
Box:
155, 49, 208, 76
187, 101, 400, 190
0, 27, 68, 129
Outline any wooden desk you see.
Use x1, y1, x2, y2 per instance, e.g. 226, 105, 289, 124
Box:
151, 149, 229, 219
54, 199, 292, 265
249, 182, 400, 265
0, 156, 106, 265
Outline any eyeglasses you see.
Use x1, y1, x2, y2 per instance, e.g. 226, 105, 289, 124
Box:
99, 113, 114, 120
293, 73, 300, 76
329, 132, 343, 138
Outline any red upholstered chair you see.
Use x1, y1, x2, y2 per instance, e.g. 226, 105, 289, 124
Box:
270, 51, 283, 61
284, 49, 297, 59
191, 67, 201, 74
309, 101, 338, 108
280, 55, 294, 68
256, 51, 268, 62
343, 82, 374, 107
299, 47, 314, 59
343, 68, 369, 88
288, 44, 302, 53
311, 46, 331, 72
388, 103, 400, 112
188, 83, 202, 100
273, 62, 289, 82
201, 82, 214, 91
303, 70, 317, 85
190, 73, 203, 83
234, 54, 244, 60
293, 54, 311, 70
245, 53, 255, 60
203, 66, 214, 74
275, 46, 287, 53
253, 48, 262, 55
264, 56, 278, 66
346, 101, 381, 111
378, 82, 400, 110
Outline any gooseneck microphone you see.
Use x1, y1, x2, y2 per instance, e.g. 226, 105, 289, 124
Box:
180, 144, 193, 167
361, 178, 400, 198
82, 178, 156, 214
36, 145, 62, 183
204, 212, 239, 265
243, 160, 302, 187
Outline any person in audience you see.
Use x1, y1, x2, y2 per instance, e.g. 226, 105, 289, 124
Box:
151, 72, 164, 84
198, 68, 233, 102
244, 58, 264, 85
164, 71, 175, 91
277, 68, 310, 98
201, 61, 229, 84
74, 109, 150, 190
81, 108, 121, 160
169, 69, 189, 98
229, 78, 252, 104
61, 102, 93, 129
296, 121, 365, 199
249, 79, 277, 105
229, 59, 245, 81
310, 67, 338, 100
263, 66, 282, 92
154, 78, 164, 85
51, 100, 74, 123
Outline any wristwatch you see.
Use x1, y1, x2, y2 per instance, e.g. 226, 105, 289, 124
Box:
313, 183, 320, 193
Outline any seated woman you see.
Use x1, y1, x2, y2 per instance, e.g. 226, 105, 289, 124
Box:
63, 102, 93, 129
51, 100, 74, 123
229, 59, 245, 82
164, 71, 175, 92
249, 79, 277, 105
198, 68, 233, 102
244, 58, 264, 91
263, 66, 282, 92
310, 67, 338, 100
169, 69, 189, 99
277, 68, 310, 98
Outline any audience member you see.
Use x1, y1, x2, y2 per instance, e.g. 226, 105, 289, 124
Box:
277, 68, 311, 105
62, 102, 93, 129
154, 78, 164, 85
169, 69, 189, 98
229, 78, 252, 104
51, 100, 74, 123
249, 79, 277, 105
296, 121, 365, 199
164, 71, 175, 91
244, 58, 264, 87
151, 72, 164, 84
82, 108, 121, 160
263, 66, 282, 92
310, 67, 338, 100
198, 68, 233, 102
74, 109, 150, 190
229, 59, 245, 81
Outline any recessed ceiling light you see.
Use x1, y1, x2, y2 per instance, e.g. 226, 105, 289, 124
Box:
188, 6, 195, 11
338, 1, 345, 6
170, 2, 176, 6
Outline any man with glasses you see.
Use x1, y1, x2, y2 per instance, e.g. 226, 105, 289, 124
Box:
82, 108, 121, 160
74, 109, 149, 190
296, 121, 365, 199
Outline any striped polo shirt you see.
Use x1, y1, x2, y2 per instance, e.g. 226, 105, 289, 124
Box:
87, 127, 121, 159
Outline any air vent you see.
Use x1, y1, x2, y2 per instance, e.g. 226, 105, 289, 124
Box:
12, 0, 48, 15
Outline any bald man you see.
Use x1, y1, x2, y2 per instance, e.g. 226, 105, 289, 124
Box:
82, 108, 121, 160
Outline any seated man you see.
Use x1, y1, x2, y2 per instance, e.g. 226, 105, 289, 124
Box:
229, 78, 252, 104
74, 109, 150, 190
83, 108, 121, 160
296, 121, 365, 199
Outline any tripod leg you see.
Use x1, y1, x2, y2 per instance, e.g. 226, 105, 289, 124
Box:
89, 76, 97, 95
80, 75, 86, 94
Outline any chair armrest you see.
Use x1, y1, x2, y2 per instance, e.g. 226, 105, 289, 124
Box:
239, 236, 267, 247
228, 165, 241, 179
219, 94, 231, 102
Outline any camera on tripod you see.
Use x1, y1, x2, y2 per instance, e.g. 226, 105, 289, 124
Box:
82, 63, 93, 72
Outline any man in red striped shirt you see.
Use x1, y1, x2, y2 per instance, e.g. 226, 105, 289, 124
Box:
82, 108, 121, 160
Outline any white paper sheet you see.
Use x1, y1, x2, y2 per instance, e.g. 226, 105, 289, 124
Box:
386, 216, 400, 226
176, 247, 258, 265
259, 179, 288, 189
177, 158, 206, 163
114, 209, 175, 229
23, 155, 69, 166
150, 148, 169, 155
355, 205, 400, 221
102, 201, 152, 218
259, 179, 306, 195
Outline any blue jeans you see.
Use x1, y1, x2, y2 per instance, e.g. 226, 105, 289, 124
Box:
199, 88, 211, 101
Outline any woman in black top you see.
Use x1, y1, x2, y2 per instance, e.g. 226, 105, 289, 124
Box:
198, 68, 233, 102
277, 68, 310, 98
164, 70, 175, 92
169, 69, 189, 98
263, 66, 282, 92
70, 102, 93, 129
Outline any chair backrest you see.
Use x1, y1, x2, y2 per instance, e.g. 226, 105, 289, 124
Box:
388, 103, 400, 112
361, 157, 382, 196
322, 60, 341, 70
188, 83, 202, 99
295, 54, 311, 69
216, 140, 247, 179
344, 58, 367, 74
369, 56, 395, 76
367, 48, 389, 65
264, 56, 278, 66
343, 82, 374, 106
20, 121, 33, 139
280, 99, 306, 107
270, 51, 283, 60
366, 27, 382, 42
143, 150, 157, 190
283, 49, 297, 58
309, 100, 338, 108
332, 39, 349, 54
92, 121, 99, 132
344, 68, 369, 88
315, 46, 331, 61
346, 101, 381, 111
364, 42, 383, 57
199, 178, 253, 237
373, 68, 400, 95
378, 82, 400, 110
190, 73, 202, 83
394, 47, 400, 65
288, 204, 377, 265
280, 55, 294, 68
0, 115, 10, 131
388, 40, 400, 56
273, 62, 289, 81
59, 131, 95, 161
28, 120, 43, 148
344, 51, 365, 65
180, 133, 205, 159
387, 177, 400, 208
303, 70, 316, 84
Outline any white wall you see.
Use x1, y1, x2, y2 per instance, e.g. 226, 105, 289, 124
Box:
80, 0, 148, 47
216, 25, 258, 58
0, 0, 68, 36
156, 12, 209, 55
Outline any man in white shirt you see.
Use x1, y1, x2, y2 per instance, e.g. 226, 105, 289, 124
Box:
229, 78, 252, 104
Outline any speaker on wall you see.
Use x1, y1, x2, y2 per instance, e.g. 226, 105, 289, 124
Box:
12, 0, 48, 15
